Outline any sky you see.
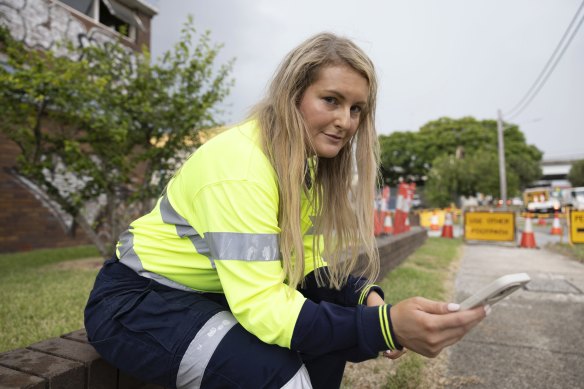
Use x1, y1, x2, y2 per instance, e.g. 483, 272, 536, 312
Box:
146, 0, 584, 160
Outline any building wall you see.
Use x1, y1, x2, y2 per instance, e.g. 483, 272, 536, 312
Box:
0, 133, 92, 253
0, 0, 156, 253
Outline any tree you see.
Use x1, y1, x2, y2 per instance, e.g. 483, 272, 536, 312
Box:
568, 159, 584, 187
0, 18, 234, 256
379, 116, 542, 203
424, 150, 519, 208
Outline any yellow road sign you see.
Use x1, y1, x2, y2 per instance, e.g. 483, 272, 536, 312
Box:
464, 211, 515, 242
569, 210, 584, 244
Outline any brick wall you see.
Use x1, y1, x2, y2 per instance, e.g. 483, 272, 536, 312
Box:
0, 133, 91, 253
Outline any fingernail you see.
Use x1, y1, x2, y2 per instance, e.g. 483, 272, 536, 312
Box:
484, 305, 492, 316
447, 303, 460, 312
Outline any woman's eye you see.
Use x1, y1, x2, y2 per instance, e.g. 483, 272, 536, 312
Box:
323, 96, 337, 104
350, 105, 362, 115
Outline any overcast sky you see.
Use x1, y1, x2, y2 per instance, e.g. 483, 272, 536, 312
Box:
146, 0, 583, 160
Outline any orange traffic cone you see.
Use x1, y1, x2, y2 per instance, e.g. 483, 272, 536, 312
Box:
383, 212, 393, 235
430, 212, 440, 231
441, 212, 454, 238
520, 215, 537, 248
537, 215, 547, 226
405, 215, 411, 232
550, 213, 562, 235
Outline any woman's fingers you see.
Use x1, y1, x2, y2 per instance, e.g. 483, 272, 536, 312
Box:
390, 297, 487, 358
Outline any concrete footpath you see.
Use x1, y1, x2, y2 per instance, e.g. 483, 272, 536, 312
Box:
444, 243, 584, 389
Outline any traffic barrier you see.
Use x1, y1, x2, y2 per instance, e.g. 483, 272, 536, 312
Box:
430, 212, 440, 231
550, 213, 563, 235
374, 209, 383, 236
520, 215, 537, 248
383, 211, 393, 235
441, 212, 454, 238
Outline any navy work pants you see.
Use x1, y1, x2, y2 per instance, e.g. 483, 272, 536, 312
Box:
84, 259, 346, 388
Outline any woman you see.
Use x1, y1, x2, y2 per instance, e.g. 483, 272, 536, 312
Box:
85, 32, 485, 389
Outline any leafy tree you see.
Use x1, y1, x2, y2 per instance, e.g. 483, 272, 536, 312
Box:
0, 18, 233, 256
424, 150, 519, 208
568, 159, 584, 187
379, 116, 542, 203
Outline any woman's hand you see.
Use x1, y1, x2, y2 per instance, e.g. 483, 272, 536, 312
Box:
390, 297, 487, 358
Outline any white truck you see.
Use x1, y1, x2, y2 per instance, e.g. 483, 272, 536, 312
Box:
569, 187, 584, 210
523, 187, 561, 214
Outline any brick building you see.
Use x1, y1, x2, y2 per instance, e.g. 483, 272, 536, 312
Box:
0, 0, 157, 253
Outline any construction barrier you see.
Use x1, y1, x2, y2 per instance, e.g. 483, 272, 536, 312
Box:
569, 210, 584, 244
464, 211, 516, 242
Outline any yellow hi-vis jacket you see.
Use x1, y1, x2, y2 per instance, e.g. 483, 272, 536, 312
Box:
117, 120, 400, 356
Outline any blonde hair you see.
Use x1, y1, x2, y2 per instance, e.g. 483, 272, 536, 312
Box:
250, 32, 380, 290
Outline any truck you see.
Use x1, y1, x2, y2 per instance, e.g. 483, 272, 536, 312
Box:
568, 187, 584, 210
523, 187, 561, 214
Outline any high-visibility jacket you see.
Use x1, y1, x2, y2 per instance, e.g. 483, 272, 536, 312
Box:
117, 120, 400, 358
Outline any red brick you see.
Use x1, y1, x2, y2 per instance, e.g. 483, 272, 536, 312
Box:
0, 348, 84, 389
28, 337, 117, 389
0, 365, 45, 389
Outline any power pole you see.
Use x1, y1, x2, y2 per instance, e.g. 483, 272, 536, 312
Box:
497, 109, 507, 207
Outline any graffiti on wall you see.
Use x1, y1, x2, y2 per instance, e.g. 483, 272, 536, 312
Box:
0, 0, 119, 57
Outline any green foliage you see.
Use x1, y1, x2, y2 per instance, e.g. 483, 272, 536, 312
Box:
568, 159, 584, 187
379, 117, 542, 207
0, 18, 234, 255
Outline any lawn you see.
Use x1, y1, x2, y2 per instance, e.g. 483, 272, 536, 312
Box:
0, 245, 102, 352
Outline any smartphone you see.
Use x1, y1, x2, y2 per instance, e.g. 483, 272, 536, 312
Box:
459, 273, 531, 310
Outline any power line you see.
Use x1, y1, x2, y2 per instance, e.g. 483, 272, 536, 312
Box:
504, 0, 584, 120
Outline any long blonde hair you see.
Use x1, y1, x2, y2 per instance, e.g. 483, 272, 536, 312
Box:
250, 32, 380, 290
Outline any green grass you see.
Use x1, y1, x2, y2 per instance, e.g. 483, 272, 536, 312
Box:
379, 237, 462, 389
0, 245, 102, 352
546, 242, 584, 263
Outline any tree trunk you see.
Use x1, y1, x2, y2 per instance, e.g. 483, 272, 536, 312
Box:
74, 213, 110, 258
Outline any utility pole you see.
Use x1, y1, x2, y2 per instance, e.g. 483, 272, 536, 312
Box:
497, 109, 507, 208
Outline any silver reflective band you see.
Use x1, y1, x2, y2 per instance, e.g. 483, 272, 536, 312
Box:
159, 194, 214, 266
281, 365, 313, 389
117, 228, 198, 292
206, 232, 280, 261
176, 311, 237, 389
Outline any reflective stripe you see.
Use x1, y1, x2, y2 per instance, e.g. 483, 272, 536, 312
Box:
358, 285, 373, 305
176, 311, 237, 389
117, 228, 198, 292
159, 194, 214, 267
206, 232, 280, 261
281, 365, 313, 389
379, 305, 396, 351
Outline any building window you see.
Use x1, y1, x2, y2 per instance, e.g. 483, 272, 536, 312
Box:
59, 0, 95, 17
57, 0, 144, 41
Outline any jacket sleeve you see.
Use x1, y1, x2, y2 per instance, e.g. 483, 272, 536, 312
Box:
299, 267, 385, 307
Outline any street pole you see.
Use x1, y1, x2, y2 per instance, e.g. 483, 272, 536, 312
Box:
497, 109, 507, 208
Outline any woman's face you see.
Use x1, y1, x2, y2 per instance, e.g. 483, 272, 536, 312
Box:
299, 64, 369, 158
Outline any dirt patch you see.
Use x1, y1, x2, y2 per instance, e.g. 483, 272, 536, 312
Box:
342, 356, 399, 388
46, 257, 105, 271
